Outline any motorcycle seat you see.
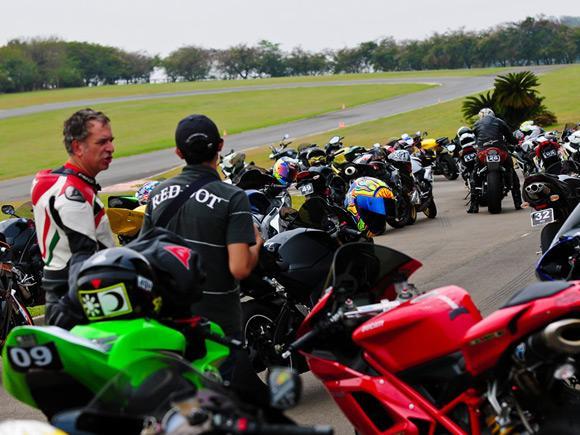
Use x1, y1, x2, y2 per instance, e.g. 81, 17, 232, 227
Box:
500, 281, 572, 309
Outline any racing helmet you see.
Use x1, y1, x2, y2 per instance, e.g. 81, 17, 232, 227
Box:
400, 133, 414, 147
519, 121, 535, 136
457, 126, 472, 137
305, 147, 327, 167
273, 157, 299, 186
75, 247, 160, 322
459, 132, 476, 148
344, 177, 395, 238
135, 181, 160, 205
478, 108, 495, 119
569, 130, 580, 146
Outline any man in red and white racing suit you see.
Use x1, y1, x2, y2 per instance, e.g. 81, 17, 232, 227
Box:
31, 109, 115, 327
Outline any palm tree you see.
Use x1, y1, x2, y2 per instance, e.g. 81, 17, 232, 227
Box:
461, 91, 498, 123
461, 71, 557, 127
494, 71, 539, 110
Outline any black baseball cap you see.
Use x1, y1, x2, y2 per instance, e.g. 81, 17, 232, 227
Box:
175, 114, 222, 157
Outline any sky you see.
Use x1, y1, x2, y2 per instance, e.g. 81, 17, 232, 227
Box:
0, 0, 577, 56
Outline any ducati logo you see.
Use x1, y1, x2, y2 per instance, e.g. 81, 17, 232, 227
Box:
164, 245, 192, 269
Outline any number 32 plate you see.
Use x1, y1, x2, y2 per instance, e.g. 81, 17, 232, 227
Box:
531, 208, 555, 227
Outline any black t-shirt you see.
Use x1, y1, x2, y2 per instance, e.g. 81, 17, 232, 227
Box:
141, 164, 255, 335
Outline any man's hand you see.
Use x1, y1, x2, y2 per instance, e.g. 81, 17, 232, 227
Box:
254, 224, 264, 247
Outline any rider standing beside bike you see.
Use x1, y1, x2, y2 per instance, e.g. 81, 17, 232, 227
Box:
140, 114, 264, 387
469, 108, 522, 213
31, 109, 116, 327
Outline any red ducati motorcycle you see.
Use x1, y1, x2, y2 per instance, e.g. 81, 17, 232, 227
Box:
287, 243, 580, 434
475, 142, 511, 214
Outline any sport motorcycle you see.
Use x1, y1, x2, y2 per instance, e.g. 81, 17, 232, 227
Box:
288, 242, 580, 434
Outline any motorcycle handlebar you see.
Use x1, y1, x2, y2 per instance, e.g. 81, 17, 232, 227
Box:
204, 331, 244, 350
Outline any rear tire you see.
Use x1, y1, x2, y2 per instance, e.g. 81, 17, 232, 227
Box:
387, 196, 411, 229
423, 200, 437, 219
487, 171, 503, 214
441, 155, 459, 180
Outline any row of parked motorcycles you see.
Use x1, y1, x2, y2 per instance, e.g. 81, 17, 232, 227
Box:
4, 125, 580, 434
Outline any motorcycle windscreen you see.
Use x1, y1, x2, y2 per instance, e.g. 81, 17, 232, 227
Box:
548, 202, 580, 250
234, 167, 277, 190
324, 242, 422, 297
72, 355, 204, 433
296, 197, 332, 230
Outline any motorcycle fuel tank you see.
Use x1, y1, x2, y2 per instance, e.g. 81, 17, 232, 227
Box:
352, 286, 482, 373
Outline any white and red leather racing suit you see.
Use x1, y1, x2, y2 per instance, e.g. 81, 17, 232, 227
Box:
31, 163, 114, 326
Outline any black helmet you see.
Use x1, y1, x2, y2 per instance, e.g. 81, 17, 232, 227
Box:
76, 247, 159, 322
457, 126, 473, 137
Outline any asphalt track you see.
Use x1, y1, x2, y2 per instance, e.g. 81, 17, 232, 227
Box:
0, 66, 555, 200
0, 68, 551, 430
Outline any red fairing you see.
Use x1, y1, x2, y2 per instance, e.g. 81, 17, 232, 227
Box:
462, 283, 580, 374
534, 139, 560, 158
353, 286, 482, 372
297, 287, 333, 336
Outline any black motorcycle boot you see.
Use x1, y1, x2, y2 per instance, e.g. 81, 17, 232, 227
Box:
511, 168, 523, 210
467, 190, 479, 213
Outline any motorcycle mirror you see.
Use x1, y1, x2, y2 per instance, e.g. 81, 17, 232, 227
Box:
267, 367, 302, 411
1, 205, 16, 216
328, 136, 341, 145
283, 133, 290, 140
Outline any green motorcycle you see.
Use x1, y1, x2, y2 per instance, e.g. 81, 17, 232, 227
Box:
2, 316, 230, 418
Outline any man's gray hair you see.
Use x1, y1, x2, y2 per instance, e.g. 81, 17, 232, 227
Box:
63, 108, 110, 154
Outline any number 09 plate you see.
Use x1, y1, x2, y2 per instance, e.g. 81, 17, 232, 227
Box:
530, 208, 555, 227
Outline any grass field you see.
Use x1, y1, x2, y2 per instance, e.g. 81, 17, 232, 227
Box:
0, 66, 515, 110
150, 65, 580, 179
0, 83, 432, 180
240, 64, 580, 165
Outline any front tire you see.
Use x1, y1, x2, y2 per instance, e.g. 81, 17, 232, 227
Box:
423, 200, 437, 219
487, 171, 503, 214
242, 301, 278, 373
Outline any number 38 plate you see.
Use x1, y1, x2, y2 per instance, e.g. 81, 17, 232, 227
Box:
7, 342, 63, 372
530, 208, 555, 227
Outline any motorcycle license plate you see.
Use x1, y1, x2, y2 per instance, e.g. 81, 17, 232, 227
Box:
486, 154, 501, 162
542, 149, 558, 158
464, 153, 476, 162
530, 208, 555, 227
299, 183, 314, 195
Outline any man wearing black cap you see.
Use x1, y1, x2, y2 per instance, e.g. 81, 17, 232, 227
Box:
141, 114, 263, 340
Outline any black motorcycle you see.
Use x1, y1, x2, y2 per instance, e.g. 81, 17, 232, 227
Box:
523, 173, 580, 252
0, 203, 43, 344
241, 197, 361, 373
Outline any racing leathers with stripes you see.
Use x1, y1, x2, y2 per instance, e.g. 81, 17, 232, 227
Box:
141, 164, 256, 337
31, 163, 115, 326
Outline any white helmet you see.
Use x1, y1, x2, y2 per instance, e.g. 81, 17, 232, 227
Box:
568, 130, 580, 146
400, 133, 414, 147
459, 132, 476, 148
478, 108, 495, 119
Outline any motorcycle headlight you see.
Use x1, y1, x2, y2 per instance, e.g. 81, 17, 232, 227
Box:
447, 145, 456, 152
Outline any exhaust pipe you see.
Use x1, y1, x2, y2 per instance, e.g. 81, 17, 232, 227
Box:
540, 319, 580, 354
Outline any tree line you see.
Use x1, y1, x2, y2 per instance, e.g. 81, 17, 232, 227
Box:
1, 16, 578, 94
